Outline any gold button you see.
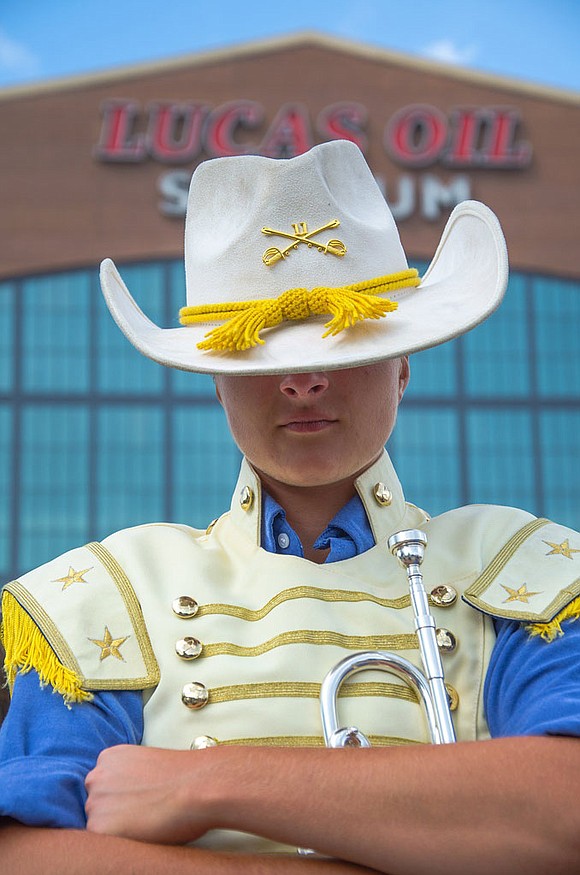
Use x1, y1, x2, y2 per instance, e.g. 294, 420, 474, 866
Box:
430, 584, 458, 607
172, 596, 199, 618
445, 684, 459, 711
240, 485, 254, 511
182, 682, 209, 710
175, 636, 202, 660
436, 628, 457, 653
373, 482, 392, 507
190, 735, 218, 750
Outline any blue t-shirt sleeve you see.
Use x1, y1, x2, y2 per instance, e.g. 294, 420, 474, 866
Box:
0, 670, 143, 828
485, 616, 580, 738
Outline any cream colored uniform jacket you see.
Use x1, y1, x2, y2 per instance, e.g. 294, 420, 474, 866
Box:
4, 452, 580, 853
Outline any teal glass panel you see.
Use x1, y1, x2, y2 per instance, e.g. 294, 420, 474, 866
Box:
534, 276, 580, 398
96, 406, 164, 536
22, 272, 90, 392
395, 259, 458, 399
172, 368, 217, 397
463, 274, 530, 397
409, 259, 429, 276
390, 408, 460, 516
540, 411, 580, 530
19, 406, 89, 572
406, 341, 457, 398
172, 405, 241, 528
0, 406, 12, 575
466, 410, 536, 512
0, 283, 14, 392
97, 264, 165, 393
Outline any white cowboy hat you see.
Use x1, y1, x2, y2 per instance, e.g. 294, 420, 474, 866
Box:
100, 140, 508, 375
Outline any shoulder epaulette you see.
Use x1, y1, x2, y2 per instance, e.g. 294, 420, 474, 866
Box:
2, 540, 159, 704
464, 518, 580, 640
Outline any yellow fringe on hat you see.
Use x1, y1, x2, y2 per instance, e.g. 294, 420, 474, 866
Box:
1, 591, 92, 705
179, 270, 419, 353
525, 595, 580, 642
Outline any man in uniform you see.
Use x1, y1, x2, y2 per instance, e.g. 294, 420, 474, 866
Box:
1, 140, 580, 873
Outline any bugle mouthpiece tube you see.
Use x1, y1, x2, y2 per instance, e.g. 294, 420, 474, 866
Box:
388, 530, 456, 745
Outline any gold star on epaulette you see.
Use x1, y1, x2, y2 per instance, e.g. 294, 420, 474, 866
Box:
543, 539, 580, 560
52, 566, 93, 591
501, 583, 542, 604
89, 626, 129, 661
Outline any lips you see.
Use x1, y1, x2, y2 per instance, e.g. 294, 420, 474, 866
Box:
279, 414, 337, 433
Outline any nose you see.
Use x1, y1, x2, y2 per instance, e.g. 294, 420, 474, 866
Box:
279, 372, 330, 398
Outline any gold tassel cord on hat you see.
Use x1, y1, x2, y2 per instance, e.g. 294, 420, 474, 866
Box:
525, 595, 580, 643
179, 269, 420, 353
1, 591, 92, 706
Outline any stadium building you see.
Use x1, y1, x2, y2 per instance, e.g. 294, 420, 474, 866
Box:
1, 32, 579, 588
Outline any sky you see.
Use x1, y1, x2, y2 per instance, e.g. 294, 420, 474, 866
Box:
0, 0, 578, 94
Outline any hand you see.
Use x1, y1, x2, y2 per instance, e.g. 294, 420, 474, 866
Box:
85, 744, 213, 844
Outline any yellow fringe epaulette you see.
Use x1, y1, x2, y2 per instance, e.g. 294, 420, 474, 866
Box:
1, 590, 92, 705
525, 594, 580, 642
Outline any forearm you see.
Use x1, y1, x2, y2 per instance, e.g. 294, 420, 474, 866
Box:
85, 736, 580, 873
209, 736, 580, 875
0, 822, 379, 875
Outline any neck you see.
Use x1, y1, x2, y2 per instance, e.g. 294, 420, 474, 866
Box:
255, 469, 367, 564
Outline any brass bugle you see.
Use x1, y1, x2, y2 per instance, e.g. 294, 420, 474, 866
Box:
319, 529, 457, 748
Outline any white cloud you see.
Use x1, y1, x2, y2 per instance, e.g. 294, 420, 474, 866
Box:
422, 38, 478, 66
0, 28, 40, 76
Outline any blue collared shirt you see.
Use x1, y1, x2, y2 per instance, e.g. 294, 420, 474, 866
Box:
2, 494, 580, 828
261, 492, 374, 561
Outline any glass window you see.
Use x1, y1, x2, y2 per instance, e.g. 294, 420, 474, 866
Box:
534, 276, 580, 398
6, 259, 580, 583
172, 405, 241, 528
0, 406, 12, 577
96, 406, 165, 537
172, 369, 217, 398
463, 274, 531, 397
406, 341, 457, 398
410, 259, 429, 277
0, 282, 14, 392
466, 409, 536, 512
390, 408, 460, 516
540, 411, 580, 530
405, 259, 458, 398
21, 273, 90, 393
19, 406, 89, 572
97, 264, 165, 393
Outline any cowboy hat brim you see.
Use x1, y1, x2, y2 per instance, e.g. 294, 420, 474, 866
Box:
100, 199, 507, 375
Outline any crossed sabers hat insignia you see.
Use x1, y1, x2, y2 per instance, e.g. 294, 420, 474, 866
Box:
261, 219, 347, 266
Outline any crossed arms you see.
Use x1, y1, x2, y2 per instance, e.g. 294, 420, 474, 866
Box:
2, 735, 580, 875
